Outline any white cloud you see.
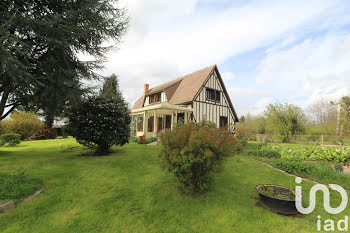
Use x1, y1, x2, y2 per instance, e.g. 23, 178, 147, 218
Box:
97, 0, 350, 112
256, 33, 350, 110
222, 72, 235, 81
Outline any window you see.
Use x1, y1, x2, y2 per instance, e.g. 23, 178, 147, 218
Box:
137, 115, 143, 132
219, 116, 228, 128
206, 88, 220, 102
149, 93, 161, 104
148, 116, 154, 132
177, 113, 184, 122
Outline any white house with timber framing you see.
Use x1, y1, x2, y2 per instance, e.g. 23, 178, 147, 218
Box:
130, 64, 239, 139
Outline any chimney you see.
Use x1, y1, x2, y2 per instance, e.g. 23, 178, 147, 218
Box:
143, 84, 149, 96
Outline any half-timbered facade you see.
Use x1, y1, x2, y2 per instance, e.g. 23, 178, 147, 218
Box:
130, 65, 238, 139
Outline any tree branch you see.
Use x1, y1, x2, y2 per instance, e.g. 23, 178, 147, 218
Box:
0, 90, 10, 117
0, 104, 17, 120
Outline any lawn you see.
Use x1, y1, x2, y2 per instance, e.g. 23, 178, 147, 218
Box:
0, 138, 347, 232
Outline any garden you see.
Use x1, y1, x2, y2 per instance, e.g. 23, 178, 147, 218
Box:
1, 137, 349, 233
1, 1, 350, 232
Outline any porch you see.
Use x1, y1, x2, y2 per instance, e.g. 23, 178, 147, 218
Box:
130, 103, 193, 139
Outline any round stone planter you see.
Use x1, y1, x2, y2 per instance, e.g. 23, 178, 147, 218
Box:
256, 184, 299, 215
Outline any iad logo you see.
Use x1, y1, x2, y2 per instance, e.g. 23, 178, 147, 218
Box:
295, 177, 348, 214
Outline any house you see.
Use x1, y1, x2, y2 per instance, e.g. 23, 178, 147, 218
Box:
130, 64, 238, 139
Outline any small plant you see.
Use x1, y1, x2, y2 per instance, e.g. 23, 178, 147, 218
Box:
0, 168, 43, 204
258, 148, 281, 158
271, 158, 334, 176
258, 185, 295, 200
0, 132, 21, 146
129, 136, 157, 144
159, 121, 237, 193
30, 126, 57, 140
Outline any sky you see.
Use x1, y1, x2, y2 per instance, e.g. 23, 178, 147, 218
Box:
98, 0, 350, 117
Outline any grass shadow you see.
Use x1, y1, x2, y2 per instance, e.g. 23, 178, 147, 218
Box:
250, 195, 304, 218
77, 147, 127, 157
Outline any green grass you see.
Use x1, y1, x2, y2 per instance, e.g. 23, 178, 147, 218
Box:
0, 138, 349, 232
0, 172, 43, 204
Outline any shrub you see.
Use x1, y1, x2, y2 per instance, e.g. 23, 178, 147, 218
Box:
0, 138, 5, 146
159, 121, 236, 193
0, 111, 42, 140
129, 136, 139, 143
67, 96, 131, 155
30, 126, 57, 140
0, 133, 21, 146
257, 148, 281, 158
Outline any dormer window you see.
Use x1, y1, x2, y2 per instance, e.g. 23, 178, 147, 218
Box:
149, 92, 161, 104
206, 88, 220, 102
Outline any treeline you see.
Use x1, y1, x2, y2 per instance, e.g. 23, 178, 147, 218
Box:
236, 97, 350, 144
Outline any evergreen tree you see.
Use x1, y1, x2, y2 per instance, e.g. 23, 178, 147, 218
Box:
99, 74, 123, 101
0, 0, 128, 122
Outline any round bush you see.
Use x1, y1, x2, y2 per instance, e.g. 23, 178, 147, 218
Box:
0, 132, 21, 146
67, 96, 131, 154
159, 121, 237, 193
30, 126, 57, 140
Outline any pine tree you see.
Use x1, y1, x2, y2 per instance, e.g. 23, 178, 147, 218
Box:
99, 74, 123, 102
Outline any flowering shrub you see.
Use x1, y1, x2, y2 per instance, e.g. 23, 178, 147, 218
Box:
66, 97, 131, 155
159, 121, 237, 193
30, 126, 57, 140
0, 132, 21, 146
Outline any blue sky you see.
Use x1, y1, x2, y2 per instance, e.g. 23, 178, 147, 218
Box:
100, 0, 350, 116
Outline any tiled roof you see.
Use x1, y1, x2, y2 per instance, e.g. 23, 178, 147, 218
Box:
131, 64, 238, 122
132, 65, 215, 110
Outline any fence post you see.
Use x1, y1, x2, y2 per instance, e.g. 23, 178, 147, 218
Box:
321, 135, 324, 146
